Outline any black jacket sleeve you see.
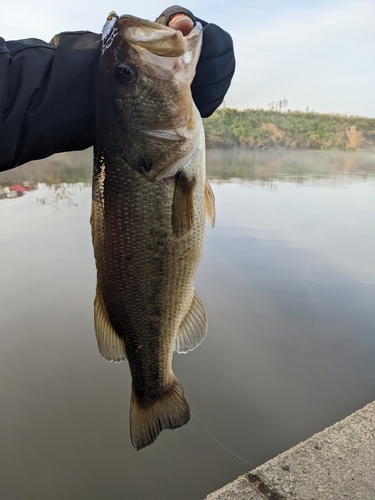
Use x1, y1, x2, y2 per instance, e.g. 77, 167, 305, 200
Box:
0, 33, 100, 172
0, 16, 235, 172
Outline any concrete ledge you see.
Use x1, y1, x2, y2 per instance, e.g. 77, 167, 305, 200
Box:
205, 477, 264, 500
206, 401, 375, 499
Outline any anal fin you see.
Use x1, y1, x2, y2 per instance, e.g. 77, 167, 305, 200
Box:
94, 285, 127, 362
174, 290, 208, 353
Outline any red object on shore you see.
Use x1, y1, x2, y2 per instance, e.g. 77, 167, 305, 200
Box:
10, 184, 28, 193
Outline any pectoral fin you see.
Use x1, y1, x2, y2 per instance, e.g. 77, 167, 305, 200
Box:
94, 285, 127, 362
174, 290, 208, 353
172, 171, 196, 237
204, 178, 216, 228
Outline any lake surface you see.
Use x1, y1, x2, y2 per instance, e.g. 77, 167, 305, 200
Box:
1, 149, 375, 500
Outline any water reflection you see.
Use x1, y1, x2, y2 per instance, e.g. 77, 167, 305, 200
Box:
207, 148, 375, 186
2, 147, 374, 189
37, 183, 89, 211
0, 149, 92, 187
1, 149, 375, 500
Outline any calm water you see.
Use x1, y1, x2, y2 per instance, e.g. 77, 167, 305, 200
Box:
1, 149, 375, 500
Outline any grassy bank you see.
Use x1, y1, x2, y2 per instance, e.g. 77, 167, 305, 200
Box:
203, 108, 375, 150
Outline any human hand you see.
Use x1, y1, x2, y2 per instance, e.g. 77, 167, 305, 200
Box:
156, 6, 235, 118
156, 6, 196, 33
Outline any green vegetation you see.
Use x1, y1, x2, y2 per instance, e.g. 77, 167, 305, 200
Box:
203, 108, 375, 151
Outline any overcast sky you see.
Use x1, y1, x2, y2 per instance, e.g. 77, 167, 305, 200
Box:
1, 0, 374, 117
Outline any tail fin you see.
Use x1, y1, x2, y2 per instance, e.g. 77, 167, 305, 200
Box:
130, 379, 190, 451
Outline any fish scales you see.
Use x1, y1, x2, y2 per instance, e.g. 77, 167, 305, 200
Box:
91, 13, 215, 450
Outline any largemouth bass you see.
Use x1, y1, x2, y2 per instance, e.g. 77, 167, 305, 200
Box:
91, 12, 215, 451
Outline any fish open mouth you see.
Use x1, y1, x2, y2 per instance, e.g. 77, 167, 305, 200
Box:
102, 12, 201, 52
101, 12, 202, 73
121, 17, 201, 57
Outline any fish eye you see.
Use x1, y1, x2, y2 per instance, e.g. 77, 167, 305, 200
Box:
115, 63, 136, 84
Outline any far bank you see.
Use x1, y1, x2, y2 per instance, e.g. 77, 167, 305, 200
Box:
204, 108, 375, 151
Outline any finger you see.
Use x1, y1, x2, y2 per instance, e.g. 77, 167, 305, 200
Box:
168, 14, 194, 36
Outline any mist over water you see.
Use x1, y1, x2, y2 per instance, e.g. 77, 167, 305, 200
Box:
1, 149, 375, 500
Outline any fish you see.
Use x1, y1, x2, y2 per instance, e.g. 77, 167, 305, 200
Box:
91, 11, 216, 451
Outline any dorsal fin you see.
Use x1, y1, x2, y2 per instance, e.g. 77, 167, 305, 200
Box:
174, 290, 208, 353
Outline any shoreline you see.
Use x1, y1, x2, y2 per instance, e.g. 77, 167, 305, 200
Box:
204, 108, 375, 152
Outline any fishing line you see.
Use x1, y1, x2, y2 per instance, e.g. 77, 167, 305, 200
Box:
191, 412, 257, 469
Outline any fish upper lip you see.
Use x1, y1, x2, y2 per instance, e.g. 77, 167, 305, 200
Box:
114, 16, 202, 57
